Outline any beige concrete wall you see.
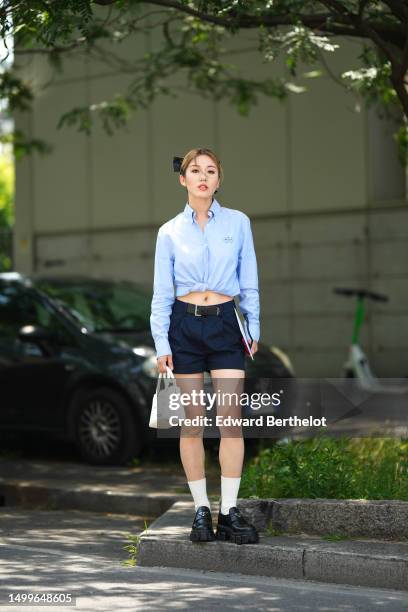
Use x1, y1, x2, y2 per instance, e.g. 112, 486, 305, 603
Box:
13, 24, 407, 376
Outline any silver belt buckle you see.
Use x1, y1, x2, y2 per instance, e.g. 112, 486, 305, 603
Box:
194, 304, 202, 317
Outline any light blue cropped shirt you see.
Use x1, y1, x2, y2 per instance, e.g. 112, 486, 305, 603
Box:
150, 197, 260, 358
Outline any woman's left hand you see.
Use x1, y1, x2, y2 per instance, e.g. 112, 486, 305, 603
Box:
250, 340, 258, 356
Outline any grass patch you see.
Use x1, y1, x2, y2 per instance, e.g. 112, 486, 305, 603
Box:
240, 436, 408, 500
122, 518, 150, 566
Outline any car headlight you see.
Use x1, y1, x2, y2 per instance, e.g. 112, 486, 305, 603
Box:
141, 353, 158, 378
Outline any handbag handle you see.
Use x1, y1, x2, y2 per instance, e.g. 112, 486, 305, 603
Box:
155, 364, 175, 393
165, 365, 175, 378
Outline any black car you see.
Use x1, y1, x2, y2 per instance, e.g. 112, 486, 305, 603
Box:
0, 273, 158, 465
0, 273, 295, 464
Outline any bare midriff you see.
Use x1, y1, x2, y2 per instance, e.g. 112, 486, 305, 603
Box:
177, 290, 233, 306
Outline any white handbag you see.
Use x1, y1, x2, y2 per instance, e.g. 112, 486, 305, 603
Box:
149, 365, 184, 429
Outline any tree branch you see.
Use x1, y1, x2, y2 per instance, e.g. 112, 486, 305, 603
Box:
164, 2, 403, 47
355, 15, 399, 65
93, 0, 402, 42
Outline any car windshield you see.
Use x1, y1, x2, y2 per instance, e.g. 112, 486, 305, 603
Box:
36, 280, 151, 333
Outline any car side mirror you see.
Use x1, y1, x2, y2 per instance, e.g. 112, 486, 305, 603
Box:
18, 325, 59, 344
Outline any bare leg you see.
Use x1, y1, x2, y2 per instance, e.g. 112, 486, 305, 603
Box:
209, 367, 259, 542
176, 372, 206, 481
210, 368, 245, 477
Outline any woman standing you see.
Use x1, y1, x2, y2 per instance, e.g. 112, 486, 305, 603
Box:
150, 147, 260, 545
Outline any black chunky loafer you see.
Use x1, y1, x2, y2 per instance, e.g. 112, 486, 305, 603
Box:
216, 506, 259, 545
189, 506, 216, 542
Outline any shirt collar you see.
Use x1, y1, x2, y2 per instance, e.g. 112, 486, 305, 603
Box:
183, 197, 221, 223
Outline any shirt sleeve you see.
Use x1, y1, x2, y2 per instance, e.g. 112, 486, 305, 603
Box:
237, 214, 260, 342
150, 227, 175, 357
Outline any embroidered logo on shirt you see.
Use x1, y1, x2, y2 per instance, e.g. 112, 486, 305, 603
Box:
223, 235, 233, 243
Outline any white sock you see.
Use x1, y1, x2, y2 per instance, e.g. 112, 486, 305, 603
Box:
187, 477, 211, 511
220, 475, 241, 515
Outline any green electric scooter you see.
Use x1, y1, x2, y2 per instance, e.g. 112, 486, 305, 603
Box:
334, 287, 408, 394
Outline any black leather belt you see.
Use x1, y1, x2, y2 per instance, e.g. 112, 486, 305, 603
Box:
186, 303, 221, 316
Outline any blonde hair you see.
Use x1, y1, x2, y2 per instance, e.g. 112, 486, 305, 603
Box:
180, 147, 224, 184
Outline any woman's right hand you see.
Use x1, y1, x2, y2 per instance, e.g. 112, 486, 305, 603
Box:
157, 354, 174, 374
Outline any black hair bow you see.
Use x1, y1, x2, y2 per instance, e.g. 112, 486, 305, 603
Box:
173, 156, 183, 174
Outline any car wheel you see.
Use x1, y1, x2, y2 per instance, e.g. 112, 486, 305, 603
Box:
71, 386, 141, 466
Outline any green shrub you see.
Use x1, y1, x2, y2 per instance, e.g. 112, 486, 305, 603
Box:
240, 436, 408, 500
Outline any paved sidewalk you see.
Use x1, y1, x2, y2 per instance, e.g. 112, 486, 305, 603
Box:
1, 457, 408, 597
1, 507, 407, 611
0, 457, 220, 516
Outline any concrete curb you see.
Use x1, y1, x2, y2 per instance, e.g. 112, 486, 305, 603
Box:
2, 472, 407, 539
238, 498, 408, 540
138, 501, 408, 591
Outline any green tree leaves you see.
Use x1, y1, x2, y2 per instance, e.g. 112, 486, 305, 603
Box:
1, 1, 407, 160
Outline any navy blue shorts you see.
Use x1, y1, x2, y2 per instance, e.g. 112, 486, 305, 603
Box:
168, 299, 246, 374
